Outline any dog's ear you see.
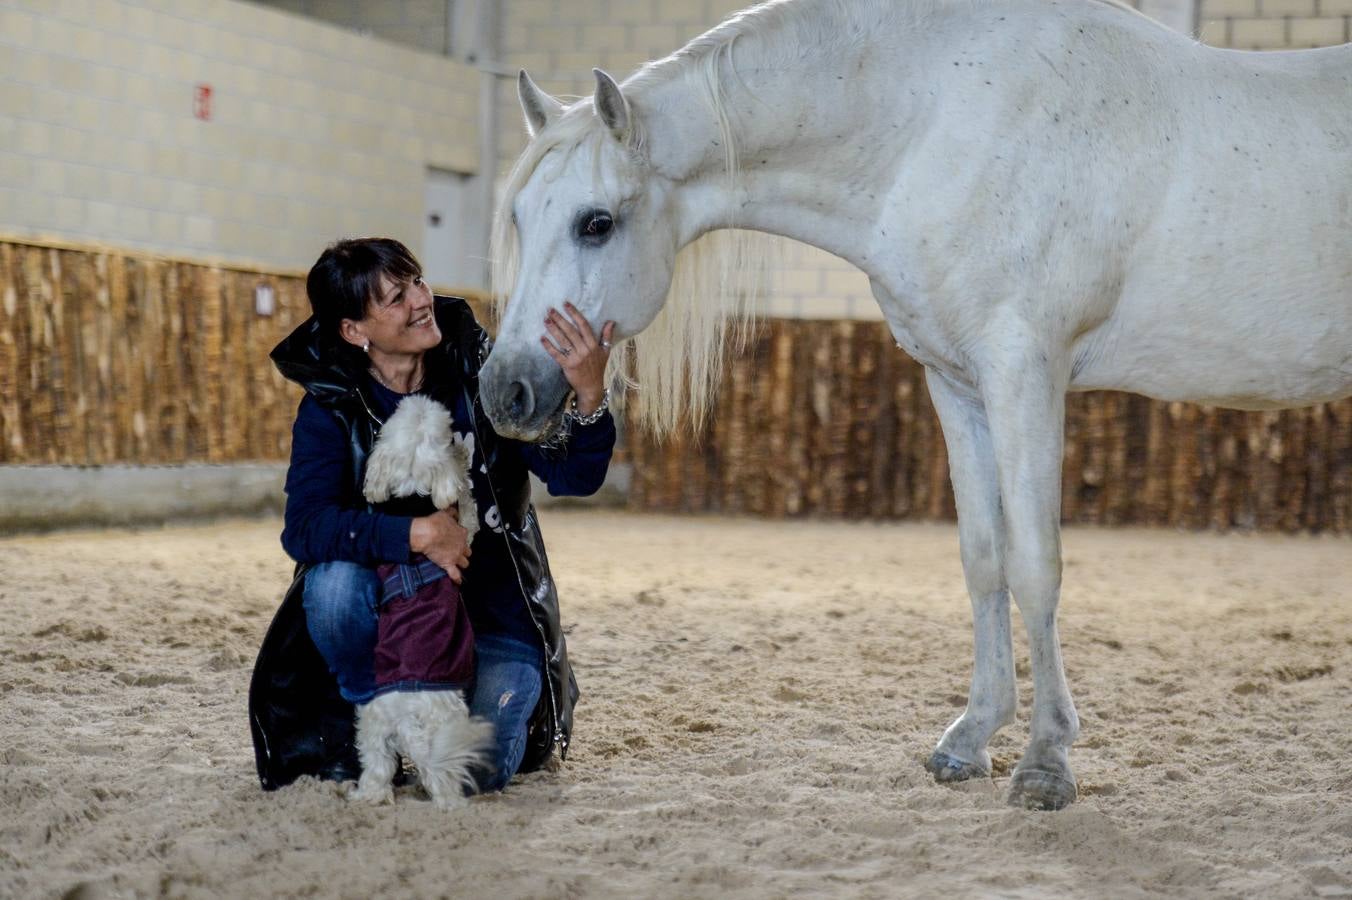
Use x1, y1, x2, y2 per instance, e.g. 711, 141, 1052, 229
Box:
447, 437, 467, 471
460, 494, 479, 545
362, 446, 394, 503
430, 462, 459, 511
452, 431, 475, 464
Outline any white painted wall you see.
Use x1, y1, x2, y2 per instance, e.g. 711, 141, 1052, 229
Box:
0, 0, 479, 276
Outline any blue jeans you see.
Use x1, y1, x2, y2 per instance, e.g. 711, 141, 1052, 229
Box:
302, 561, 380, 704
468, 633, 544, 793
302, 561, 544, 791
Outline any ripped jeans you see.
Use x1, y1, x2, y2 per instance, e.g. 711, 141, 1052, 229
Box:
302, 561, 544, 792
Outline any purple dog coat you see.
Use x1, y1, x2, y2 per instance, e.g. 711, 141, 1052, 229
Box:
372, 555, 475, 694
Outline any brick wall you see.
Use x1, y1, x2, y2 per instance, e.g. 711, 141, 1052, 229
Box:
0, 0, 478, 272
253, 0, 453, 56
1198, 0, 1351, 47
497, 0, 1350, 316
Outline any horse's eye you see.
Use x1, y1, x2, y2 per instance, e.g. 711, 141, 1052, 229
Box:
575, 209, 614, 245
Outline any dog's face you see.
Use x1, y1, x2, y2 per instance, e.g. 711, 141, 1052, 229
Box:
363, 396, 475, 510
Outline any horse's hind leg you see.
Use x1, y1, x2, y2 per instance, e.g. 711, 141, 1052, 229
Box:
923, 370, 1017, 783
980, 347, 1079, 811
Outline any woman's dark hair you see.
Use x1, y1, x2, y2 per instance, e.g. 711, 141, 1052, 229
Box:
305, 237, 423, 370
306, 237, 422, 332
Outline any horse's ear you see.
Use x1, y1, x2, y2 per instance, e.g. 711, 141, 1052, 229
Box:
592, 68, 631, 142
518, 69, 563, 138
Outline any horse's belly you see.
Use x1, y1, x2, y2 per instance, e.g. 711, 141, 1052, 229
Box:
1073, 171, 1352, 408
1073, 284, 1352, 409
1074, 353, 1352, 410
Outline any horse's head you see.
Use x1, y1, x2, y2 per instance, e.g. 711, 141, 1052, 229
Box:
481, 70, 680, 441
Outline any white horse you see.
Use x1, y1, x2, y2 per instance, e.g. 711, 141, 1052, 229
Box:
480, 0, 1352, 810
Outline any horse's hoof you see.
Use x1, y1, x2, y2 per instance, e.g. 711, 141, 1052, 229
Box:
1007, 768, 1077, 811
925, 751, 990, 783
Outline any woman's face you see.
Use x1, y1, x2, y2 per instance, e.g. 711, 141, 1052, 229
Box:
347, 272, 441, 357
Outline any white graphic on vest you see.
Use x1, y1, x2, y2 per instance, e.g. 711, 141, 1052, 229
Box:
484, 503, 504, 534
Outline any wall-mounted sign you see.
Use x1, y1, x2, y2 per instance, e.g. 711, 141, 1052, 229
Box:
254, 283, 275, 316
194, 84, 212, 121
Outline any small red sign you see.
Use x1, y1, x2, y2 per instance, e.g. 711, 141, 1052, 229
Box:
194, 84, 212, 121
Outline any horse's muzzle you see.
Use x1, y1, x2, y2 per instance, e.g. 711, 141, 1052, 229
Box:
480, 354, 569, 442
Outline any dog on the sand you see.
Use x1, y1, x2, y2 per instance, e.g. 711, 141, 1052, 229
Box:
349, 394, 494, 808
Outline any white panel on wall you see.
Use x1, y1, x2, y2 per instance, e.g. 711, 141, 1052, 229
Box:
422, 166, 480, 292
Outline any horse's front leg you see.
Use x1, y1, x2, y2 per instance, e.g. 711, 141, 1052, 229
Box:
922, 369, 1018, 783
981, 345, 1079, 810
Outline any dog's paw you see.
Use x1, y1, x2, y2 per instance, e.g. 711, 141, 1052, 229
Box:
347, 783, 394, 805
428, 791, 470, 811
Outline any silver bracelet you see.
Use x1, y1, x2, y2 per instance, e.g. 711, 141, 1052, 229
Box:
568, 388, 610, 426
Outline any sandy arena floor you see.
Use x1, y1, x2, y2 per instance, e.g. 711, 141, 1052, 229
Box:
1, 510, 1349, 899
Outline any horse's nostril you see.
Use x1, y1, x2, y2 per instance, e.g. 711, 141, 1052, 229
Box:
506, 380, 534, 420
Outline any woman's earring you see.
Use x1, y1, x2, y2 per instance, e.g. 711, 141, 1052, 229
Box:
362, 340, 370, 352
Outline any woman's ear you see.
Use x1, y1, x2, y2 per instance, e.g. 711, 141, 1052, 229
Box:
339, 318, 370, 352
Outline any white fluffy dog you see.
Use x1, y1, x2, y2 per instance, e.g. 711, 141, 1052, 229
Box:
363, 394, 481, 519
350, 394, 494, 808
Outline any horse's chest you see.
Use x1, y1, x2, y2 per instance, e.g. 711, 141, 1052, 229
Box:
869, 278, 966, 379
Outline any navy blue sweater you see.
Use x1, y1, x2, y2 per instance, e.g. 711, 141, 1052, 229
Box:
281, 374, 616, 641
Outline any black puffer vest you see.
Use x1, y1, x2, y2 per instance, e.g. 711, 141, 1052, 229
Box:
248, 296, 578, 790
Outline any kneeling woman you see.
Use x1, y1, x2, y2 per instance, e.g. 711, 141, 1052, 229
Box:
250, 237, 616, 792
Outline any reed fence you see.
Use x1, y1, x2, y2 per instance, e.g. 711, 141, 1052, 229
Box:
626, 320, 1352, 533
1, 239, 311, 465
4, 240, 1350, 532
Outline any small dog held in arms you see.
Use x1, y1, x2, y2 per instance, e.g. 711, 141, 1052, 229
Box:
350, 394, 495, 808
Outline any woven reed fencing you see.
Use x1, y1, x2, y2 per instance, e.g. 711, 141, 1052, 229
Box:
0, 239, 312, 465
4, 240, 1351, 532
0, 238, 495, 467
626, 320, 1352, 533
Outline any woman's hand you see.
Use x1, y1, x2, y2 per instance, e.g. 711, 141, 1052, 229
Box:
542, 302, 616, 416
409, 508, 471, 583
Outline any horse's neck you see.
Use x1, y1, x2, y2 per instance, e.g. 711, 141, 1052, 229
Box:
636, 1, 929, 272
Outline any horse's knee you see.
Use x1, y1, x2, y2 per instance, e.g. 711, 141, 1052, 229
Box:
1005, 546, 1062, 612
958, 527, 1005, 599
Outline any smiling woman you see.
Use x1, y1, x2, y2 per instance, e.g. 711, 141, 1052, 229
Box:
248, 237, 618, 798
319, 240, 444, 394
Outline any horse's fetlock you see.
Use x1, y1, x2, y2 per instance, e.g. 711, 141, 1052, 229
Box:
1043, 705, 1079, 745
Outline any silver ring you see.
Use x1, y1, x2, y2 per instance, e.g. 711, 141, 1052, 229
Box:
601, 340, 612, 350
561, 346, 571, 355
